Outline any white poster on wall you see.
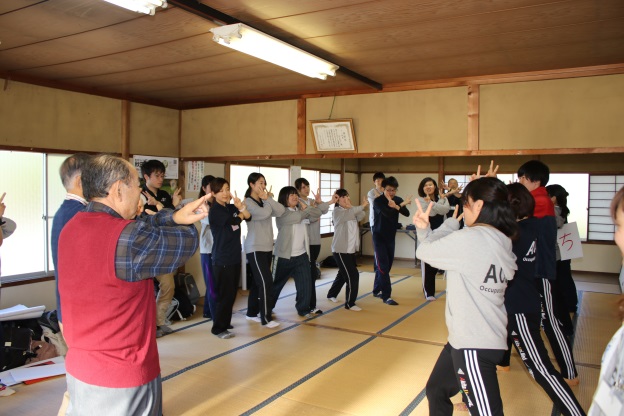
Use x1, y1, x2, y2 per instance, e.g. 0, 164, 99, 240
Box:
186, 161, 205, 193
132, 155, 179, 179
557, 222, 584, 261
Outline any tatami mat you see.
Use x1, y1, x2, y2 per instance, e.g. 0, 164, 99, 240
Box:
3, 264, 621, 415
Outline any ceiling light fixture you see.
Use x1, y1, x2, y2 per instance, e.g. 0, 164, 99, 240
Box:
209, 23, 339, 80
103, 0, 167, 16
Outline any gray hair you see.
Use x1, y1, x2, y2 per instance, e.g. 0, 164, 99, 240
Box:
59, 153, 92, 190
82, 154, 135, 201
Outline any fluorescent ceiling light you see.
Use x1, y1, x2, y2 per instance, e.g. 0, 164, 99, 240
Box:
103, 0, 167, 15
209, 23, 339, 80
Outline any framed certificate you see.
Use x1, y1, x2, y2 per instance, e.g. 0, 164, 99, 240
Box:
310, 119, 357, 152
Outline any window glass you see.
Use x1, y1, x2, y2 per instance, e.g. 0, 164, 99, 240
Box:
445, 173, 589, 239
0, 151, 45, 279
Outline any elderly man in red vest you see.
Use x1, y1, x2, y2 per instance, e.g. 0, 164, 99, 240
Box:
58, 154, 208, 416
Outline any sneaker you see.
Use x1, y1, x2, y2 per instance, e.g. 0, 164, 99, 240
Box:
328, 297, 338, 303
301, 313, 314, 319
347, 305, 362, 311
263, 320, 280, 329
158, 325, 174, 335
426, 296, 437, 301
246, 315, 261, 323
164, 318, 172, 326
156, 328, 164, 338
228, 325, 234, 329
372, 292, 382, 298
216, 331, 234, 339
311, 308, 324, 315
384, 298, 399, 306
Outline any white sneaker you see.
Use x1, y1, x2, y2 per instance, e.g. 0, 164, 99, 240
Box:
426, 296, 437, 301
246, 315, 261, 323
348, 305, 362, 311
263, 320, 280, 329
328, 297, 338, 303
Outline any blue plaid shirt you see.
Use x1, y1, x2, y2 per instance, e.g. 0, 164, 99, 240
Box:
84, 202, 199, 282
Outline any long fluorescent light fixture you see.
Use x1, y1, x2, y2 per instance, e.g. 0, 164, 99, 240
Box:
103, 0, 167, 15
209, 23, 339, 80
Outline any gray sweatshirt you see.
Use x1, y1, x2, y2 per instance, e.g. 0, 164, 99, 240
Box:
367, 187, 382, 226
332, 205, 366, 253
416, 218, 517, 350
243, 196, 285, 254
199, 215, 212, 254
299, 197, 330, 245
274, 206, 322, 259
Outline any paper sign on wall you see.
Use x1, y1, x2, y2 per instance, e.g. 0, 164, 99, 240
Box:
185, 161, 205, 193
557, 222, 583, 260
132, 155, 179, 179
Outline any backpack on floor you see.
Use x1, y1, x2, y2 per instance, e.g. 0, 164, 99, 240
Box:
320, 256, 338, 268
169, 287, 195, 321
174, 273, 200, 306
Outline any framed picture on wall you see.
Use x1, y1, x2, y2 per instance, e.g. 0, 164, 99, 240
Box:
310, 119, 357, 152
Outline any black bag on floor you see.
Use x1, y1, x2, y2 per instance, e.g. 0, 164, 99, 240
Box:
169, 287, 195, 321
320, 256, 338, 268
174, 273, 200, 306
1, 320, 38, 371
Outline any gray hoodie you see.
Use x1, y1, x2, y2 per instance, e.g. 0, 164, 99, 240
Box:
416, 218, 517, 350
299, 197, 330, 245
274, 206, 322, 259
332, 205, 366, 253
243, 196, 285, 254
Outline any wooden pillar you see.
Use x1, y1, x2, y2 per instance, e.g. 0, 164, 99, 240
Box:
467, 83, 480, 152
297, 98, 306, 155
121, 100, 130, 160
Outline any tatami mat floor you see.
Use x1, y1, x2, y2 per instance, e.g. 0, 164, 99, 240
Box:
4, 259, 622, 415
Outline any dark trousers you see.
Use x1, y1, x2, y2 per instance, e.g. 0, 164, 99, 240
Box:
309, 244, 321, 308
427, 343, 504, 416
211, 263, 240, 335
537, 278, 578, 379
553, 259, 577, 335
328, 253, 360, 308
326, 268, 346, 299
272, 253, 313, 316
500, 313, 585, 416
422, 261, 438, 298
200, 253, 216, 319
246, 251, 274, 324
372, 236, 395, 300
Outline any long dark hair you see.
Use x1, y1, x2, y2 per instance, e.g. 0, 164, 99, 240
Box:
199, 175, 215, 198
546, 184, 570, 220
507, 183, 535, 220
245, 172, 265, 199
418, 177, 439, 201
278, 186, 299, 207
462, 177, 518, 238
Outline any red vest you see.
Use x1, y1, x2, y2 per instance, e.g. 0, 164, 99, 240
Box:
58, 211, 159, 388
531, 186, 555, 218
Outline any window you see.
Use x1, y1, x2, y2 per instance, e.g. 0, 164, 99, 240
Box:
319, 172, 341, 234
588, 175, 624, 241
0, 151, 69, 283
298, 169, 342, 235
444, 173, 589, 240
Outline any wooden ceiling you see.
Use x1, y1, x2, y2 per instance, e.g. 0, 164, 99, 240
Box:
1, 0, 624, 109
